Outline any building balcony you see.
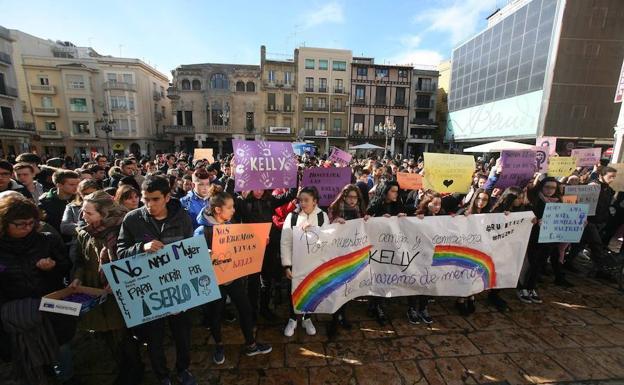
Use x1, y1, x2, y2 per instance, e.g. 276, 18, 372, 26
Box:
394, 101, 407, 108
153, 90, 163, 101
266, 105, 296, 113
166, 86, 180, 100
103, 81, 136, 92
304, 87, 314, 92
414, 100, 435, 109
410, 118, 437, 126
72, 130, 93, 138
164, 125, 194, 134
29, 84, 56, 94
331, 106, 346, 113
0, 122, 35, 134
334, 87, 344, 94
0, 51, 11, 65
206, 125, 230, 134
303, 105, 329, 112
348, 131, 368, 139
318, 87, 327, 93
110, 106, 135, 112
352, 99, 366, 106
33, 107, 60, 117
0, 86, 18, 98
37, 130, 63, 138
415, 85, 437, 92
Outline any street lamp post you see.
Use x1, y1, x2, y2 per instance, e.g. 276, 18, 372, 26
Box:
378, 119, 396, 158
96, 111, 115, 157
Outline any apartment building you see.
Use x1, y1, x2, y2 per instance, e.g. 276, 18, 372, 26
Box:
406, 67, 440, 156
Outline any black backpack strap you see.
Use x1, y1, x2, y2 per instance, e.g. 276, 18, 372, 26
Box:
317, 212, 324, 227
290, 212, 299, 228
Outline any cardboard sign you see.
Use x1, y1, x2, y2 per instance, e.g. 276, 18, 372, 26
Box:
292, 213, 534, 313
396, 172, 423, 190
193, 148, 214, 163
496, 149, 537, 189
103, 236, 221, 327
328, 147, 352, 166
539, 203, 589, 243
564, 184, 600, 215
211, 223, 271, 284
302, 167, 352, 206
570, 148, 601, 167
423, 153, 475, 193
562, 195, 578, 204
40, 286, 108, 317
608, 163, 624, 192
534, 145, 550, 173
547, 157, 577, 177
536, 137, 557, 155
233, 140, 298, 191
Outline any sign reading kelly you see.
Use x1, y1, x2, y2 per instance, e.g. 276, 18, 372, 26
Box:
103, 236, 221, 327
233, 140, 298, 191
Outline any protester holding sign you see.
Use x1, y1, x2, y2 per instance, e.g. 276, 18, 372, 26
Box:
235, 188, 297, 322
195, 192, 272, 365
72, 191, 144, 385
116, 175, 196, 385
0, 194, 76, 385
281, 187, 329, 337
326, 185, 369, 338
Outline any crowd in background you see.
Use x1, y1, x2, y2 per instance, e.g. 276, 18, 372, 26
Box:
0, 148, 621, 385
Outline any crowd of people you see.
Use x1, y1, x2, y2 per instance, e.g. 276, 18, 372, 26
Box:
0, 148, 621, 385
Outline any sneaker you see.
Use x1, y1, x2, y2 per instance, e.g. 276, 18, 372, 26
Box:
375, 304, 387, 326
554, 277, 574, 288
529, 290, 543, 304
302, 317, 317, 336
487, 292, 509, 312
176, 370, 196, 385
407, 307, 420, 324
418, 309, 433, 324
284, 318, 297, 337
455, 300, 469, 316
337, 314, 352, 330
517, 289, 532, 304
224, 309, 237, 323
245, 342, 272, 356
213, 345, 225, 365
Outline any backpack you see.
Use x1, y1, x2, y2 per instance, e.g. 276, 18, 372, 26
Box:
290, 211, 324, 228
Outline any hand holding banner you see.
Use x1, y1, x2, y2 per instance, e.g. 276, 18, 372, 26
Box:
211, 223, 271, 284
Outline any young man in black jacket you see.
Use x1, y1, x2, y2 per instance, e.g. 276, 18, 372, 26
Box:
117, 175, 196, 385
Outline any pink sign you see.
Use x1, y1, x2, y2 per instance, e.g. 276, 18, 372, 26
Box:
233, 140, 298, 191
570, 148, 602, 167
536, 137, 557, 155
328, 147, 352, 167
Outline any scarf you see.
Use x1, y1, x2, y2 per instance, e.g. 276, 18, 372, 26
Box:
82, 215, 124, 283
538, 191, 559, 203
334, 201, 362, 221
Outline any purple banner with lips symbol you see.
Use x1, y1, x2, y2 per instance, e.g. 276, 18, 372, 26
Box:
233, 140, 298, 191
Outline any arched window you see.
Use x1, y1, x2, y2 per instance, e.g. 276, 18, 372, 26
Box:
192, 79, 201, 90
181, 79, 190, 90
211, 73, 228, 89
246, 81, 255, 92
235, 81, 245, 92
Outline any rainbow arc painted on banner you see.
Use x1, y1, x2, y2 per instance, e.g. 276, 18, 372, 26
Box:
431, 245, 497, 289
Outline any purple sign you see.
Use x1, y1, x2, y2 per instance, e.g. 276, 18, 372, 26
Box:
302, 167, 352, 207
233, 140, 298, 191
328, 147, 352, 166
496, 149, 537, 189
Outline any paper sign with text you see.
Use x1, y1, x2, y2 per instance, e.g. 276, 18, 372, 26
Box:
547, 157, 577, 177
103, 236, 221, 327
496, 149, 536, 189
302, 167, 352, 207
193, 148, 214, 163
561, 195, 578, 204
570, 148, 601, 167
534, 145, 550, 173
563, 184, 600, 215
233, 140, 298, 191
397, 173, 423, 190
423, 153, 475, 193
328, 147, 352, 166
536, 137, 557, 155
538, 203, 589, 243
211, 223, 271, 284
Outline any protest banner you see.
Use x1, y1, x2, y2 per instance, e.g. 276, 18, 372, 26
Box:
193, 148, 214, 163
102, 236, 221, 327
547, 156, 577, 177
534, 145, 550, 173
211, 223, 271, 284
538, 203, 589, 243
536, 136, 557, 155
302, 167, 352, 206
292, 213, 533, 314
562, 195, 578, 204
608, 163, 624, 192
233, 140, 298, 191
564, 184, 600, 215
423, 153, 475, 193
292, 142, 315, 156
570, 148, 601, 167
496, 149, 536, 189
328, 147, 352, 166
396, 172, 423, 190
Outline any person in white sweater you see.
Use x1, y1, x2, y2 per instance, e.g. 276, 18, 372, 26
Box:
280, 186, 330, 337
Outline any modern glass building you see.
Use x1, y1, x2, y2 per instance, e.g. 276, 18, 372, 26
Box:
448, 0, 624, 146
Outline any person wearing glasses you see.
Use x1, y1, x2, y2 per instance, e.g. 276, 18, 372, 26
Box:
0, 160, 33, 199
0, 193, 76, 385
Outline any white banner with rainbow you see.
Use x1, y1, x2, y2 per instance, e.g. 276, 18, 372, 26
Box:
291, 212, 534, 314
